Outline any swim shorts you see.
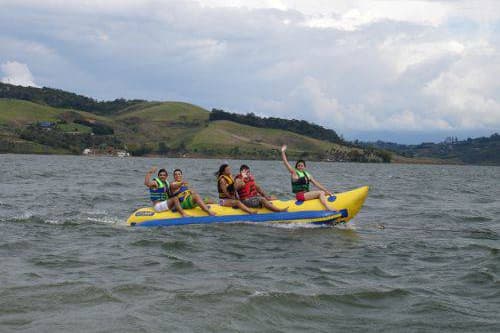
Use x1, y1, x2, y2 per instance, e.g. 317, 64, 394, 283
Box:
153, 201, 169, 212
242, 196, 263, 208
295, 191, 306, 201
180, 195, 197, 209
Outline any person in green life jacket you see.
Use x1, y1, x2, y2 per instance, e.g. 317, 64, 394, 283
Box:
234, 164, 288, 212
216, 164, 257, 214
170, 169, 216, 216
144, 167, 189, 216
280, 145, 335, 211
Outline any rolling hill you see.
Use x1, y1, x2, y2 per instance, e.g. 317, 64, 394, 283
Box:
0, 82, 388, 162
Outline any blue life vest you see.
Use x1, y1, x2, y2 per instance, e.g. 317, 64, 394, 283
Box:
149, 177, 170, 202
172, 184, 192, 203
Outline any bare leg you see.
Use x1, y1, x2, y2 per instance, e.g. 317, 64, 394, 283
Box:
261, 198, 288, 212
168, 197, 190, 217
303, 191, 334, 211
193, 192, 216, 216
220, 199, 257, 214
235, 200, 258, 214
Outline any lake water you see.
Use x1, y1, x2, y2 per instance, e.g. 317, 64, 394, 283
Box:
0, 154, 499, 332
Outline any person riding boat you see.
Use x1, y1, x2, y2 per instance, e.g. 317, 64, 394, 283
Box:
280, 145, 335, 211
144, 167, 189, 216
170, 169, 216, 216
234, 164, 288, 212
216, 164, 257, 214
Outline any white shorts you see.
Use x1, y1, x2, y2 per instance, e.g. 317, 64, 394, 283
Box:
153, 201, 169, 212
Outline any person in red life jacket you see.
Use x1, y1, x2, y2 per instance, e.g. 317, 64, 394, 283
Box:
216, 164, 257, 214
170, 168, 216, 216
234, 165, 288, 212
144, 167, 189, 216
280, 145, 335, 211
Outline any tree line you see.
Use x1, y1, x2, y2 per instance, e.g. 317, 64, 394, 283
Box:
209, 109, 344, 144
0, 82, 144, 115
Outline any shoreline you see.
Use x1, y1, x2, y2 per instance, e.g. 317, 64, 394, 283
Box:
2, 151, 491, 166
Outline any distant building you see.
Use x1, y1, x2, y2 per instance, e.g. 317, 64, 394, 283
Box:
116, 150, 130, 157
38, 121, 55, 130
82, 148, 93, 155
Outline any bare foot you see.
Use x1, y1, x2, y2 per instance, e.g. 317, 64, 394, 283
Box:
207, 210, 216, 216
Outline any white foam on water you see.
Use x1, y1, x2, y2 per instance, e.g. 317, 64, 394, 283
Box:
86, 216, 123, 225
251, 222, 332, 230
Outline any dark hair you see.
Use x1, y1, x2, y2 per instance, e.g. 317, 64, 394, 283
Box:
215, 164, 229, 177
173, 168, 182, 174
295, 160, 306, 168
239, 164, 250, 172
158, 168, 168, 176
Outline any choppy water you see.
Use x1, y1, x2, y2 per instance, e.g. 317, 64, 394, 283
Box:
0, 154, 499, 332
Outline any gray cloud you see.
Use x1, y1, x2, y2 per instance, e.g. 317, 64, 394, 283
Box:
0, 0, 499, 142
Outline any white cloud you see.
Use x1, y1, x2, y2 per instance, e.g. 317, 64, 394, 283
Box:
1, 0, 499, 141
379, 35, 465, 75
422, 40, 500, 129
1, 61, 38, 87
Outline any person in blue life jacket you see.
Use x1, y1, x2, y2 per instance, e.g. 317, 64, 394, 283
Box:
216, 164, 257, 214
280, 145, 335, 211
234, 164, 288, 212
144, 167, 189, 216
170, 169, 216, 216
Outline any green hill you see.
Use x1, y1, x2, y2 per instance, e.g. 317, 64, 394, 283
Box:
362, 135, 500, 166
0, 83, 391, 162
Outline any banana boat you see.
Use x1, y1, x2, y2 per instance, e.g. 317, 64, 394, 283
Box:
127, 186, 369, 227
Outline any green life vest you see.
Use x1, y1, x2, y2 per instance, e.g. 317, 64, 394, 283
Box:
291, 169, 311, 193
149, 177, 170, 202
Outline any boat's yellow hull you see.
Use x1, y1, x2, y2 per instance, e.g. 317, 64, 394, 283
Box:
127, 186, 369, 227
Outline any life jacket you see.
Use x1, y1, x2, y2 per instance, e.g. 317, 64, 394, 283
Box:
150, 177, 170, 202
218, 174, 235, 199
291, 169, 311, 193
235, 174, 258, 200
172, 183, 192, 203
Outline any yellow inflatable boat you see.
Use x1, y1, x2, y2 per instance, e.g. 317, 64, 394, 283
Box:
126, 186, 369, 227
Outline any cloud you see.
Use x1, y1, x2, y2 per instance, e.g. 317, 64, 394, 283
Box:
1, 61, 38, 87
422, 40, 500, 129
0, 0, 499, 142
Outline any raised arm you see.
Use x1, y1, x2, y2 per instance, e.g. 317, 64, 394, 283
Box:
169, 181, 182, 194
234, 177, 244, 192
281, 145, 296, 176
144, 167, 157, 188
309, 176, 333, 196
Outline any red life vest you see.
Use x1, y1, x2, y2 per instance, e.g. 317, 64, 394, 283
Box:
235, 174, 258, 200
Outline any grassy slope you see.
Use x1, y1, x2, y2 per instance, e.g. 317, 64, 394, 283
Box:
0, 99, 111, 153
0, 99, 62, 125
112, 101, 210, 150
0, 98, 111, 125
190, 120, 350, 156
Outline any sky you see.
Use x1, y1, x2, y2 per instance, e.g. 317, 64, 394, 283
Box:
1, 0, 499, 143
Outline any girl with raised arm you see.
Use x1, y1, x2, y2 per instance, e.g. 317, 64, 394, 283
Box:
280, 145, 334, 211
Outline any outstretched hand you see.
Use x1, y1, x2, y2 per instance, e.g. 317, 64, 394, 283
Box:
281, 145, 287, 152
149, 167, 157, 174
